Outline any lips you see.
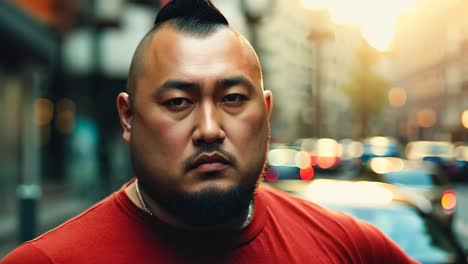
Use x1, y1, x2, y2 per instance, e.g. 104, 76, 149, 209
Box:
190, 152, 231, 173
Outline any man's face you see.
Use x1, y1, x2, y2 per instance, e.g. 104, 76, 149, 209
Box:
118, 25, 272, 226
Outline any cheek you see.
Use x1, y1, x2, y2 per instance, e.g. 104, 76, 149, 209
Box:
227, 108, 269, 159
134, 112, 192, 165
155, 122, 192, 159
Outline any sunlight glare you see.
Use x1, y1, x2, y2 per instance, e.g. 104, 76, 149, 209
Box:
301, 0, 416, 51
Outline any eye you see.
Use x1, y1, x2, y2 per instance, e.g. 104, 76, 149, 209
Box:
163, 98, 193, 110
221, 94, 247, 104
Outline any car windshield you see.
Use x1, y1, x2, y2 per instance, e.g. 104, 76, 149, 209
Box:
383, 171, 439, 187
328, 204, 460, 263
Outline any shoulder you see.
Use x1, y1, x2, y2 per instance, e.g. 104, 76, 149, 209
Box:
258, 183, 348, 221
258, 183, 364, 233
258, 184, 418, 263
2, 193, 122, 262
1, 242, 51, 264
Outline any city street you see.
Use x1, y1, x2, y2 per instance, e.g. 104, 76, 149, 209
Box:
1, 0, 467, 262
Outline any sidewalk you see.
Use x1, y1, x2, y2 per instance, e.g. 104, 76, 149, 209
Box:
0, 194, 95, 258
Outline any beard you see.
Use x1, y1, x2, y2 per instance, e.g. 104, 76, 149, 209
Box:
154, 183, 254, 227
131, 129, 270, 228
137, 160, 268, 228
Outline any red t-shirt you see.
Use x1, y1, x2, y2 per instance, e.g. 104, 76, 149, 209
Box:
1, 180, 418, 264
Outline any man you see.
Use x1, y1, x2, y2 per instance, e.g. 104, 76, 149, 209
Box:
2, 0, 418, 263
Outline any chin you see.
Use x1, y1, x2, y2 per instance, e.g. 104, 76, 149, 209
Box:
157, 181, 255, 227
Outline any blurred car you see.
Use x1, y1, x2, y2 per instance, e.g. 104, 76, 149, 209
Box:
265, 179, 467, 264
338, 138, 363, 170
294, 138, 343, 172
360, 136, 401, 163
265, 143, 315, 182
454, 144, 468, 182
355, 157, 456, 226
406, 141, 458, 180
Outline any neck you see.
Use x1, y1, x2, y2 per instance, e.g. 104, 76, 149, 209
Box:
126, 179, 254, 231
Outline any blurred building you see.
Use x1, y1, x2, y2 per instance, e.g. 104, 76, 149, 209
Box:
391, 0, 468, 142
256, 0, 315, 141
0, 0, 62, 254
256, 0, 364, 142
321, 24, 363, 140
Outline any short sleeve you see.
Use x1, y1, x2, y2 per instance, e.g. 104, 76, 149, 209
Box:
0, 242, 52, 264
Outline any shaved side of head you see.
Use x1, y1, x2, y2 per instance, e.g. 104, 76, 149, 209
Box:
126, 30, 154, 105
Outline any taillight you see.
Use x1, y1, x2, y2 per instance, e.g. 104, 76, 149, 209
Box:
300, 167, 314, 181
317, 156, 337, 169
441, 189, 456, 211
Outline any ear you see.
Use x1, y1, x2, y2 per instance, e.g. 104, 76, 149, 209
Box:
263, 90, 273, 119
116, 92, 133, 143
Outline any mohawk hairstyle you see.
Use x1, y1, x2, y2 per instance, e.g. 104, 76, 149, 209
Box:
154, 0, 229, 26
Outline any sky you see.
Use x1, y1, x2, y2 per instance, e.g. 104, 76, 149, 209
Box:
301, 0, 417, 51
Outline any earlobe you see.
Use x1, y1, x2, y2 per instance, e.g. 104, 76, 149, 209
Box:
116, 92, 133, 143
263, 90, 273, 117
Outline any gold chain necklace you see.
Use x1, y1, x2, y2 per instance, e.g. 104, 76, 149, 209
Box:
135, 179, 153, 216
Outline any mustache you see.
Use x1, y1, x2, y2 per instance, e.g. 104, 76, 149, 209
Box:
183, 143, 238, 172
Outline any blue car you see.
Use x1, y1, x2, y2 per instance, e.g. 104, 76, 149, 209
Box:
360, 136, 401, 163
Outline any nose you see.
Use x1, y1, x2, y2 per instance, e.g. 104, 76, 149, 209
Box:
192, 103, 226, 146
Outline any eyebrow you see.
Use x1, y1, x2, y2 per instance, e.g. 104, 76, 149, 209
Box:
155, 76, 256, 97
218, 76, 256, 92
154, 80, 199, 99
158, 80, 199, 92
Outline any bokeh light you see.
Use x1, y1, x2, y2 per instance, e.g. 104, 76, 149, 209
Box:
56, 98, 76, 134
441, 190, 457, 211
304, 180, 394, 206
300, 167, 315, 181
388, 87, 407, 108
268, 148, 297, 166
462, 110, 468, 129
416, 108, 437, 128
317, 157, 337, 169
34, 98, 54, 126
370, 157, 404, 174
295, 151, 312, 169
265, 167, 280, 182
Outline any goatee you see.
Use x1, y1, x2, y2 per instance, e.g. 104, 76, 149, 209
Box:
155, 184, 254, 228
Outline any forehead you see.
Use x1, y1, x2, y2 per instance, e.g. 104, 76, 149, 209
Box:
142, 25, 260, 86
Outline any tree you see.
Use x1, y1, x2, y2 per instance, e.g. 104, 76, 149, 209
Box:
341, 41, 390, 139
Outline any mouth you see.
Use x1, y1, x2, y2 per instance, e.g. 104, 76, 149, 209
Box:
190, 152, 231, 173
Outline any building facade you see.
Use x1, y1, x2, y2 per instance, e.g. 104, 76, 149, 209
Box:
391, 0, 468, 141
